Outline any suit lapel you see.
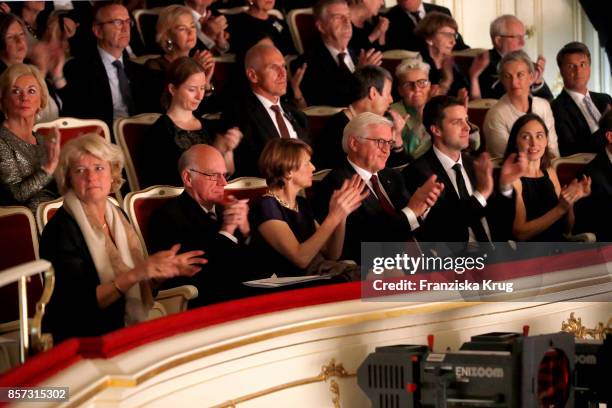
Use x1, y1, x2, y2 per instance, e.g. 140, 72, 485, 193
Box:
425, 149, 457, 200
249, 92, 281, 141
561, 90, 590, 132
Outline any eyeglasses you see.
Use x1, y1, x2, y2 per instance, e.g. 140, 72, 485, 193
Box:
189, 169, 228, 182
96, 18, 134, 28
360, 137, 396, 150
436, 31, 459, 40
498, 34, 527, 41
400, 79, 430, 89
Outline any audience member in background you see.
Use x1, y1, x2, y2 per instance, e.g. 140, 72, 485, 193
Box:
551, 42, 612, 156
62, 2, 160, 131
414, 12, 488, 98
40, 134, 206, 343
313, 65, 409, 170
228, 0, 295, 56
251, 138, 367, 280
503, 114, 590, 241
184, 0, 230, 54
403, 95, 524, 244
0, 64, 59, 211
0, 13, 28, 74
145, 5, 216, 78
223, 44, 308, 177
143, 57, 241, 188
390, 56, 433, 160
314, 112, 443, 263
484, 50, 560, 159
385, 0, 468, 52
347, 0, 389, 51
575, 111, 612, 242
149, 144, 256, 307
479, 15, 553, 100
297, 0, 382, 107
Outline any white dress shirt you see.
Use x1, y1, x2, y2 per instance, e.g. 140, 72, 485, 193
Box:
347, 158, 420, 231
97, 47, 130, 120
405, 2, 425, 24
433, 146, 491, 242
565, 88, 600, 133
324, 44, 356, 73
253, 92, 299, 139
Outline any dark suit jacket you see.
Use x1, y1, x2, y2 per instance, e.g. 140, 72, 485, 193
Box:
40, 207, 125, 344
551, 89, 612, 156
221, 91, 308, 177
148, 192, 258, 307
313, 158, 415, 263
575, 150, 612, 241
296, 38, 359, 107
384, 3, 468, 51
402, 148, 511, 242
62, 49, 162, 132
479, 49, 554, 100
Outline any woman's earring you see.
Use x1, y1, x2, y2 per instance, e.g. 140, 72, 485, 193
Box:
166, 39, 174, 52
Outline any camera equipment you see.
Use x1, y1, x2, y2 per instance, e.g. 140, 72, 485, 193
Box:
358, 331, 577, 408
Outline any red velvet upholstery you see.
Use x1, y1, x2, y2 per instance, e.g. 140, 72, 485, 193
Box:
136, 12, 162, 54
223, 186, 268, 201
0, 208, 41, 322
555, 162, 585, 187
211, 59, 235, 98
304, 112, 337, 149
131, 194, 176, 251
35, 125, 106, 148
295, 12, 316, 54
121, 122, 152, 189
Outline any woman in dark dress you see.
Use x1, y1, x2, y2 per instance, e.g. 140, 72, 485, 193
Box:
347, 0, 388, 51
228, 0, 295, 56
503, 114, 591, 241
250, 138, 367, 279
142, 57, 242, 188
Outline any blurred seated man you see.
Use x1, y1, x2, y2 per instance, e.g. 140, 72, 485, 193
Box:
313, 112, 444, 263
296, 0, 382, 107
313, 65, 410, 170
384, 0, 468, 52
551, 42, 612, 156
148, 144, 257, 308
403, 95, 525, 244
184, 0, 230, 54
479, 15, 553, 100
222, 44, 308, 177
62, 2, 160, 131
575, 111, 612, 241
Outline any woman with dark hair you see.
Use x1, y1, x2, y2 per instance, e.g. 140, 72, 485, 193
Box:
503, 113, 590, 241
142, 57, 242, 188
228, 0, 295, 56
414, 12, 487, 98
250, 138, 367, 279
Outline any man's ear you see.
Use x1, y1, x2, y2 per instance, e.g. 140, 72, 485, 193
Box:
315, 19, 325, 35
181, 169, 192, 188
492, 35, 502, 52
606, 130, 612, 145
429, 124, 442, 141
245, 67, 258, 84
168, 83, 176, 97
368, 86, 378, 101
92, 22, 103, 41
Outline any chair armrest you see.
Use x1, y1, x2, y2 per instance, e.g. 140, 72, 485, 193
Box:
155, 285, 199, 315
564, 232, 597, 242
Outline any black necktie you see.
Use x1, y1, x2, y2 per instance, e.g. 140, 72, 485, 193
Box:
270, 105, 290, 138
410, 11, 422, 23
452, 163, 490, 242
337, 52, 351, 74
112, 59, 135, 115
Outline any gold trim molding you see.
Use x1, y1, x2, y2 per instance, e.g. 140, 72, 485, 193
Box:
209, 359, 355, 408
561, 312, 612, 340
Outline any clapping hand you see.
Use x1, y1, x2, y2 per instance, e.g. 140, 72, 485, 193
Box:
474, 152, 494, 199
358, 48, 383, 67
499, 152, 528, 188
145, 244, 207, 279
222, 195, 250, 236
387, 109, 409, 150
408, 174, 444, 216
328, 175, 369, 222
42, 127, 61, 175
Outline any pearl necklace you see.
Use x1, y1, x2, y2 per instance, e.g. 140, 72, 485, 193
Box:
265, 191, 299, 212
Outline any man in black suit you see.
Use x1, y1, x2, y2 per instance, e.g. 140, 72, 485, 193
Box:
314, 112, 443, 263
296, 0, 382, 107
479, 15, 553, 100
148, 144, 256, 308
222, 44, 309, 177
403, 96, 524, 244
384, 0, 468, 51
62, 2, 160, 132
575, 111, 612, 242
551, 42, 612, 156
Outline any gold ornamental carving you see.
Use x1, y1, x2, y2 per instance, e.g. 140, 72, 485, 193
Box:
561, 312, 612, 340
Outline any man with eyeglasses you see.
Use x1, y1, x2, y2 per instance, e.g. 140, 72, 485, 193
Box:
222, 44, 308, 177
62, 2, 160, 131
479, 14, 553, 100
551, 42, 612, 156
403, 95, 525, 244
314, 112, 444, 263
148, 144, 256, 308
296, 0, 383, 107
384, 0, 468, 52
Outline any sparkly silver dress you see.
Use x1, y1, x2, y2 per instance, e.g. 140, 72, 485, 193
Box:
0, 126, 57, 212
